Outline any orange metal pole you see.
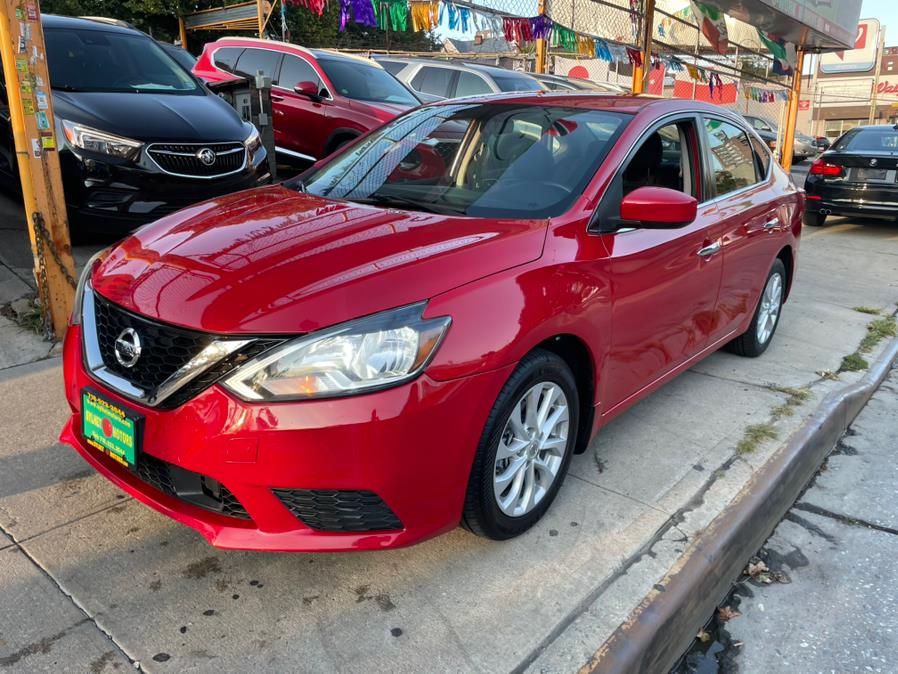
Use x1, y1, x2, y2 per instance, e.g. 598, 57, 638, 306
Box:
632, 0, 655, 95
780, 48, 805, 173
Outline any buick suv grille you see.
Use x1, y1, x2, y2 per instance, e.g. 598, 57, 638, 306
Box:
147, 142, 246, 178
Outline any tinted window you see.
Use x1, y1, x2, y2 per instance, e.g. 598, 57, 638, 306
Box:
833, 128, 898, 151
234, 48, 282, 79
491, 73, 542, 92
161, 44, 196, 71
212, 47, 243, 72
750, 135, 771, 177
378, 60, 406, 76
278, 54, 319, 89
455, 71, 492, 97
46, 28, 199, 94
704, 119, 757, 196
318, 59, 418, 105
411, 66, 455, 97
296, 104, 629, 219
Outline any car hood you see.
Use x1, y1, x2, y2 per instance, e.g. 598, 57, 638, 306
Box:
53, 90, 246, 142
92, 186, 548, 334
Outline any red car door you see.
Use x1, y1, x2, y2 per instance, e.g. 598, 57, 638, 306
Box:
700, 117, 785, 344
599, 115, 724, 413
273, 53, 331, 161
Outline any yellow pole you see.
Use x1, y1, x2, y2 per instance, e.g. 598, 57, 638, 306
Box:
0, 1, 75, 337
534, 0, 547, 74
178, 16, 188, 48
632, 0, 655, 95
257, 0, 265, 38
780, 48, 805, 173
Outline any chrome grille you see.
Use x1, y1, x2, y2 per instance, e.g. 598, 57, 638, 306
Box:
147, 141, 246, 179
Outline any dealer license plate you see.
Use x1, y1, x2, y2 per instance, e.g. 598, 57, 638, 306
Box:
856, 168, 888, 182
81, 388, 142, 467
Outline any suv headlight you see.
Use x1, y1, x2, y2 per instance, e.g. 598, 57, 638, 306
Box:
244, 123, 262, 155
61, 120, 143, 161
71, 248, 111, 325
222, 303, 451, 401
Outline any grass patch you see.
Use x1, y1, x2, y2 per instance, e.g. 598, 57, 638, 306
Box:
853, 306, 881, 315
769, 386, 813, 420
839, 352, 869, 372
0, 298, 43, 335
736, 423, 779, 455
858, 316, 897, 354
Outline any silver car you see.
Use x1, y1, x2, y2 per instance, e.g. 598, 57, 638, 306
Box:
373, 57, 544, 100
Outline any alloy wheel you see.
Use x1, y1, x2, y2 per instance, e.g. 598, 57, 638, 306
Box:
493, 382, 569, 517
756, 272, 783, 345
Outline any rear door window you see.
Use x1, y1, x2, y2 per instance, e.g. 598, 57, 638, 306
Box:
212, 46, 243, 73
410, 66, 456, 97
277, 54, 319, 90
234, 48, 283, 80
703, 119, 758, 196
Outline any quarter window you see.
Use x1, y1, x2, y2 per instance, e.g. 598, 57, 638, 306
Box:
410, 66, 455, 97
703, 119, 757, 196
750, 135, 770, 178
455, 71, 492, 97
212, 47, 243, 72
234, 48, 282, 80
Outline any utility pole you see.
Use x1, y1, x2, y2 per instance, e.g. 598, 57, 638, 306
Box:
0, 0, 76, 339
869, 24, 887, 125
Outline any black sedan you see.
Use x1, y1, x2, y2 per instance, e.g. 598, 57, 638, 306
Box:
803, 125, 898, 227
1, 15, 270, 234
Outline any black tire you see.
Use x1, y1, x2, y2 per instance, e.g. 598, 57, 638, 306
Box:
461, 349, 579, 540
803, 211, 826, 227
725, 258, 787, 358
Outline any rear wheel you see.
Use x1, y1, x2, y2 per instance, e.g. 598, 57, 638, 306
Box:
462, 349, 579, 540
726, 259, 786, 358
803, 211, 826, 227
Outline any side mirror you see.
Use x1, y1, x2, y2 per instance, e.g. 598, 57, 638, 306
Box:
294, 81, 322, 102
619, 186, 697, 229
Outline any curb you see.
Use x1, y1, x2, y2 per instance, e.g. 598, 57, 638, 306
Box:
583, 336, 898, 674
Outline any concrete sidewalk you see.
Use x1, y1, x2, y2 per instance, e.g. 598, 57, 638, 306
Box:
725, 366, 898, 673
0, 193, 897, 671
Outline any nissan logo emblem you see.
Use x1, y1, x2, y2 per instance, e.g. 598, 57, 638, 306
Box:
114, 328, 142, 369
870, 158, 878, 167
197, 148, 216, 166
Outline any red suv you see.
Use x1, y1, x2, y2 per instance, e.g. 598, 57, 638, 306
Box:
193, 38, 420, 163
61, 95, 802, 552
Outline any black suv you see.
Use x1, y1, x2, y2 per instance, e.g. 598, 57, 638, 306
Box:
0, 16, 269, 232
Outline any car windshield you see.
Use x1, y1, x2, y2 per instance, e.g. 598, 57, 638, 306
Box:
833, 129, 898, 152
491, 73, 542, 92
46, 28, 199, 94
291, 103, 629, 219
317, 58, 419, 105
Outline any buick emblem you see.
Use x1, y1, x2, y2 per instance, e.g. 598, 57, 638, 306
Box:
196, 148, 216, 166
870, 158, 878, 167
114, 328, 142, 369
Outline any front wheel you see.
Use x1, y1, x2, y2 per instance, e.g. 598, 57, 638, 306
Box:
462, 349, 579, 540
726, 259, 786, 358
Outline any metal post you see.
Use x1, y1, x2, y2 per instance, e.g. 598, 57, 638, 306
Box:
780, 48, 805, 173
257, 0, 265, 38
535, 0, 547, 74
632, 0, 655, 95
868, 26, 886, 125
178, 16, 188, 48
0, 0, 76, 338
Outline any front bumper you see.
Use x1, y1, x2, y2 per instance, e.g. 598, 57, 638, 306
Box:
60, 326, 512, 552
60, 146, 271, 232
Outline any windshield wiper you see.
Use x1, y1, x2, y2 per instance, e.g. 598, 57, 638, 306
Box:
351, 193, 463, 216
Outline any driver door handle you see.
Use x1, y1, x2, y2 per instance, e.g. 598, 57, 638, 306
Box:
271, 94, 284, 102
763, 217, 779, 229
697, 240, 722, 257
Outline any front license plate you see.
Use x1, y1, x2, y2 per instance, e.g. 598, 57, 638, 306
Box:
81, 388, 142, 467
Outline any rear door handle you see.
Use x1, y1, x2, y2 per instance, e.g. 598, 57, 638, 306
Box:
697, 240, 722, 257
271, 94, 284, 102
763, 218, 779, 229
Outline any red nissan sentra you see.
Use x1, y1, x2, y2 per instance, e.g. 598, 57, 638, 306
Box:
60, 94, 802, 552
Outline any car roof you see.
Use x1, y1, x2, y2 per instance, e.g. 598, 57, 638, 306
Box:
371, 56, 535, 78
42, 13, 142, 35
208, 37, 384, 68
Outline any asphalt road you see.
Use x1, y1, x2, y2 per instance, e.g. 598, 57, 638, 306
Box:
0, 166, 897, 672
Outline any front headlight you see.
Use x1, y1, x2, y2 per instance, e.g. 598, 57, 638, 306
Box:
71, 248, 112, 325
61, 120, 143, 161
222, 303, 451, 401
243, 123, 262, 155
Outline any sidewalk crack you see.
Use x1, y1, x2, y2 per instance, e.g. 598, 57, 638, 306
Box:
793, 502, 898, 537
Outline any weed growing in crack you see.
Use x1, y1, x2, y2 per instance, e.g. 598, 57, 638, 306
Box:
736, 423, 778, 455
853, 306, 881, 315
769, 387, 812, 420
